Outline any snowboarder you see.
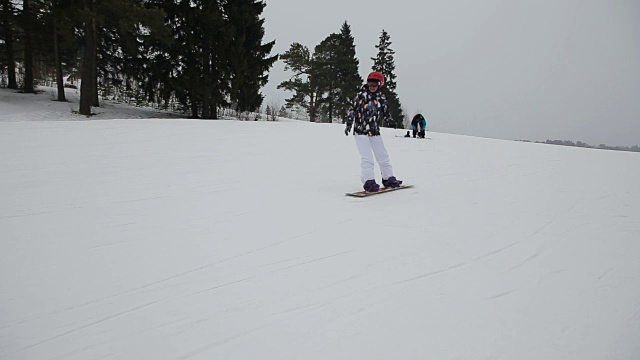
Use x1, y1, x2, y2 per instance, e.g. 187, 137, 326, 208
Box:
344, 71, 403, 192
411, 113, 427, 138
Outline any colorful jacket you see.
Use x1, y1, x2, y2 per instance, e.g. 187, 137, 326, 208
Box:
345, 85, 393, 136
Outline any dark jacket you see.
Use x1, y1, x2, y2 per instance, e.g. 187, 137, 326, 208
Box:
411, 114, 427, 130
345, 85, 393, 136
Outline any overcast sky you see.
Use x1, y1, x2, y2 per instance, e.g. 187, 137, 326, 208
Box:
261, 0, 640, 146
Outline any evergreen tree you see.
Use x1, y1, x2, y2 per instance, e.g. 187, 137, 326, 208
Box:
50, 0, 69, 101
146, 0, 274, 119
145, 0, 201, 117
372, 29, 403, 128
79, 0, 166, 115
224, 0, 277, 114
313, 33, 340, 123
1, 0, 18, 89
278, 42, 322, 122
0, 0, 80, 96
279, 21, 361, 123
2, 0, 276, 120
335, 21, 361, 122
78, 0, 97, 115
313, 22, 362, 123
36, 0, 82, 101
197, 0, 225, 119
98, 1, 167, 106
21, 0, 35, 93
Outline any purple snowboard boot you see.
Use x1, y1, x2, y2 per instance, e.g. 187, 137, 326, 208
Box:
363, 179, 380, 192
382, 176, 402, 188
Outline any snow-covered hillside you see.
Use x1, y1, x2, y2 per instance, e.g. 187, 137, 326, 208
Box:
1, 87, 639, 360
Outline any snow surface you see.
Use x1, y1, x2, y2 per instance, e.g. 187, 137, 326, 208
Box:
1, 87, 640, 360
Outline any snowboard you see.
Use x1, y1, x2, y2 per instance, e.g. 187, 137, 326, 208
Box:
346, 184, 413, 197
395, 135, 430, 139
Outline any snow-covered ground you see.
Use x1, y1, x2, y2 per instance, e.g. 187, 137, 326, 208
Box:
0, 86, 185, 122
1, 87, 639, 360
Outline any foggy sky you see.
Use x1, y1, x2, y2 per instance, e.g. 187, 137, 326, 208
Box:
261, 0, 640, 146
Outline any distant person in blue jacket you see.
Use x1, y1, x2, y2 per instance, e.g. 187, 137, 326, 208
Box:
411, 114, 427, 138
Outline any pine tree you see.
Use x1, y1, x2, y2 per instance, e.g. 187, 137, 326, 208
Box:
198, 0, 225, 119
146, 0, 205, 118
144, 0, 275, 119
78, 0, 96, 115
313, 33, 340, 123
372, 29, 403, 128
279, 21, 361, 123
21, 0, 35, 93
37, 0, 83, 101
335, 21, 361, 122
51, 0, 68, 101
278, 42, 322, 122
314, 22, 362, 123
1, 0, 18, 89
224, 0, 277, 114
77, 0, 167, 115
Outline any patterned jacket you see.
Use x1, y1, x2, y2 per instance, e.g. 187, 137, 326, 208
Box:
345, 85, 393, 136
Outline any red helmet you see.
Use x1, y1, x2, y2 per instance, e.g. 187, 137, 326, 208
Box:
367, 71, 384, 87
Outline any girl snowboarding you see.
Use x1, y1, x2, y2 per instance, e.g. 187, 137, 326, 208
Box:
344, 71, 402, 192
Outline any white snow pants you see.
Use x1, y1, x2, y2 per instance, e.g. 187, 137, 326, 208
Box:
354, 135, 394, 183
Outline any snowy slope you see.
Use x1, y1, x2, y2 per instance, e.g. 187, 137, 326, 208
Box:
1, 88, 640, 360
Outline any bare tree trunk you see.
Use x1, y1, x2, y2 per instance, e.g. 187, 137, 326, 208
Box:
201, 38, 211, 119
79, 0, 96, 115
309, 92, 317, 122
211, 42, 219, 118
210, 91, 217, 119
22, 0, 34, 93
328, 82, 333, 123
53, 10, 66, 102
91, 3, 99, 107
189, 93, 199, 119
1, 0, 17, 89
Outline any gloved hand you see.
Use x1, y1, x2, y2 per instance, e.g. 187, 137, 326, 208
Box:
344, 125, 351, 136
